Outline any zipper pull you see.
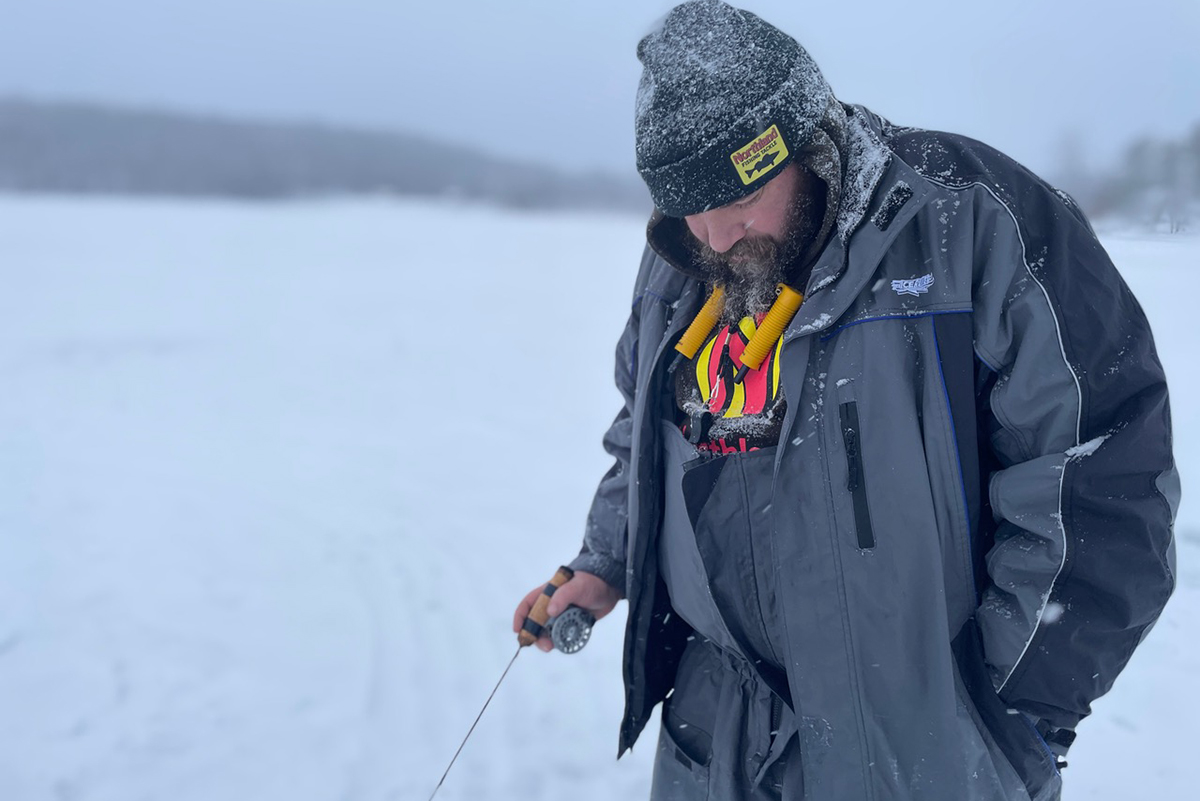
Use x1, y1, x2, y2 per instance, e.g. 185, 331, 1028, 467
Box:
845, 428, 860, 491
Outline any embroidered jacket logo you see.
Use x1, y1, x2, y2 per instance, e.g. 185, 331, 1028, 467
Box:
891, 274, 935, 297
730, 124, 789, 185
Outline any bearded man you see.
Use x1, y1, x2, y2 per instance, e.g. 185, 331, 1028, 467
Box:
514, 2, 1178, 799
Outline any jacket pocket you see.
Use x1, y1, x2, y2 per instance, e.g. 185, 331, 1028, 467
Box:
651, 702, 712, 800
952, 621, 1063, 801
950, 660, 1036, 801
838, 401, 876, 549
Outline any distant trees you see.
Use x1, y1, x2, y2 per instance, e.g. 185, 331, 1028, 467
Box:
1062, 123, 1200, 233
0, 98, 649, 213
4, 97, 1195, 232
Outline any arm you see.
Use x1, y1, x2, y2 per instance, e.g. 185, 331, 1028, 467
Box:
512, 247, 658, 646
971, 187, 1178, 735
567, 247, 659, 594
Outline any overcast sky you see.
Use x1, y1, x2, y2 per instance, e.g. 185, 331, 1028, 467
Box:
2, 0, 1197, 179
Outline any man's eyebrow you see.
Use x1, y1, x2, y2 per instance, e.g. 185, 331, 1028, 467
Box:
734, 188, 765, 207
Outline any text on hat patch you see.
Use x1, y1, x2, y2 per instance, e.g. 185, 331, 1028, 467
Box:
730, 124, 789, 185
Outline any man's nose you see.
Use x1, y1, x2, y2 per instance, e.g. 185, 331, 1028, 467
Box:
699, 212, 746, 253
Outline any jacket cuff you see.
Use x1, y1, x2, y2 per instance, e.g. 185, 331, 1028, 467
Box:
568, 553, 627, 596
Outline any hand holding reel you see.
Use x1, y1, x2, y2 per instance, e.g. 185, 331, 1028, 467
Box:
518, 565, 595, 654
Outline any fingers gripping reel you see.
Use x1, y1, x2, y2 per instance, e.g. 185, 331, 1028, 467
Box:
518, 566, 596, 654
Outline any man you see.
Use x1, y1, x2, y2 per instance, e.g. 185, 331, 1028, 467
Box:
513, 2, 1178, 799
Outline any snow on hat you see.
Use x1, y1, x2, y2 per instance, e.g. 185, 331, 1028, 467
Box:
634, 0, 832, 217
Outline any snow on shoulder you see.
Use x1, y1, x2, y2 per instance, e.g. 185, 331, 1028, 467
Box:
836, 107, 891, 242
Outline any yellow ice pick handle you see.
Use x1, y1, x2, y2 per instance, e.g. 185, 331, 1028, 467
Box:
518, 566, 574, 648
674, 286, 726, 360
736, 284, 804, 381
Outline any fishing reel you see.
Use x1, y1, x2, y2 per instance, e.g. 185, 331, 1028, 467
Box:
518, 566, 596, 654
547, 605, 595, 654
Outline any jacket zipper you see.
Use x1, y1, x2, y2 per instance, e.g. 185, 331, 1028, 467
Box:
839, 401, 877, 549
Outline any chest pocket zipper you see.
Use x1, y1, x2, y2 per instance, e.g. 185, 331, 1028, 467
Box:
839, 401, 877, 549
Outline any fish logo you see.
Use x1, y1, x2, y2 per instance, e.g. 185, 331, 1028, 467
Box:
891, 274, 935, 297
730, 124, 789, 186
744, 151, 780, 180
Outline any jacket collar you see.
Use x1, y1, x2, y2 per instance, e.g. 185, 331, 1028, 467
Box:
783, 135, 932, 342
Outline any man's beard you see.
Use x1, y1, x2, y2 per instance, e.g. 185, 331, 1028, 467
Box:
695, 237, 790, 322
691, 194, 817, 323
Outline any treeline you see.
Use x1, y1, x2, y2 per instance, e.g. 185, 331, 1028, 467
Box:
1057, 123, 1200, 233
3, 97, 1195, 230
0, 98, 649, 212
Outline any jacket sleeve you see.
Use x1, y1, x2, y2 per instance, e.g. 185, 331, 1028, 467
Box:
970, 186, 1179, 734
567, 247, 657, 594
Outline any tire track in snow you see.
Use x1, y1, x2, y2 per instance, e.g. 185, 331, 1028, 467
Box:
335, 522, 504, 801
401, 521, 545, 801
340, 544, 396, 801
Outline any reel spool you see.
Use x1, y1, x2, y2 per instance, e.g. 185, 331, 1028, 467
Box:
549, 606, 595, 654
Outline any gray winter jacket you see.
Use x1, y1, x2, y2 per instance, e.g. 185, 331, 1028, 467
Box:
570, 106, 1178, 800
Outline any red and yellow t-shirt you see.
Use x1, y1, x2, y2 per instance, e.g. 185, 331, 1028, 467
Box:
675, 314, 787, 454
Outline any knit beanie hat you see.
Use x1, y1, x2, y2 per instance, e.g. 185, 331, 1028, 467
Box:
635, 0, 833, 217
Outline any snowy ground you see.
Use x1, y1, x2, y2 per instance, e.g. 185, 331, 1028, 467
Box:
0, 195, 1195, 801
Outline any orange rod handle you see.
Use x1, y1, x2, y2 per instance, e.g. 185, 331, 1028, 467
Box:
675, 286, 726, 360
739, 285, 803, 372
518, 566, 574, 647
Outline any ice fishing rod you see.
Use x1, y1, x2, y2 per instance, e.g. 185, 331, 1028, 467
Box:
426, 566, 595, 801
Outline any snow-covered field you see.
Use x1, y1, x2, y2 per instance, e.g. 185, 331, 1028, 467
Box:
0, 195, 1195, 801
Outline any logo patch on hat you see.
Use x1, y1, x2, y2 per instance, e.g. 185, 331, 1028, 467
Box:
730, 124, 789, 186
